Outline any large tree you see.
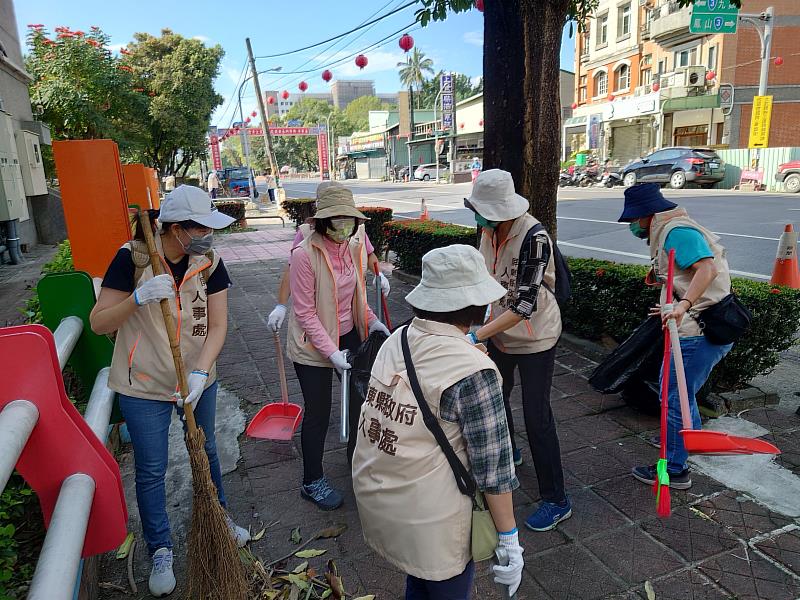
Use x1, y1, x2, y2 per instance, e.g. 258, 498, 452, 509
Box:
343, 95, 395, 132
397, 47, 435, 108
123, 29, 224, 178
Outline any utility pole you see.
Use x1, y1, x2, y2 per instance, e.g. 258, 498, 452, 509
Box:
738, 7, 774, 168
246, 38, 280, 190
237, 96, 255, 200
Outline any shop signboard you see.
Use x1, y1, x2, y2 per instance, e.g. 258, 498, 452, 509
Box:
350, 132, 385, 152
589, 114, 603, 150
440, 72, 454, 131
748, 95, 773, 149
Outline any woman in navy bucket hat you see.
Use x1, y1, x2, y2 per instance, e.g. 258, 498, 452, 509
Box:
619, 184, 734, 491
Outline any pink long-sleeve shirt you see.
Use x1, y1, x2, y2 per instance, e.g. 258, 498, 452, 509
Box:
290, 236, 376, 359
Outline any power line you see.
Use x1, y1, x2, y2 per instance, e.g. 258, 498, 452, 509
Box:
254, 0, 418, 59
215, 60, 249, 127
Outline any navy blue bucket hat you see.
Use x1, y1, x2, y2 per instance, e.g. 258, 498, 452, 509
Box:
618, 183, 678, 222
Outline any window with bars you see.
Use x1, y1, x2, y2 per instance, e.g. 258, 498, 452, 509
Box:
614, 64, 630, 91
595, 71, 608, 97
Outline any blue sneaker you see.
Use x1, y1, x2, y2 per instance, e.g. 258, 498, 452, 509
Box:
525, 498, 572, 532
301, 477, 343, 511
513, 448, 523, 467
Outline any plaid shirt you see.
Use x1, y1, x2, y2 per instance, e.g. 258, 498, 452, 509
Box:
439, 368, 519, 495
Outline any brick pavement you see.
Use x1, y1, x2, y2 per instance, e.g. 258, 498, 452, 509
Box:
98, 224, 800, 599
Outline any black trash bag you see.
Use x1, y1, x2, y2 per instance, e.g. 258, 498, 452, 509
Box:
589, 316, 664, 414
347, 330, 389, 462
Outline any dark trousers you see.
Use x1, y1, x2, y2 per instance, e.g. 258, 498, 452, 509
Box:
488, 342, 566, 504
294, 328, 361, 485
405, 561, 475, 600
267, 188, 276, 203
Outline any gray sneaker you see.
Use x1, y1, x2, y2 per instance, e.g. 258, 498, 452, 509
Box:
225, 515, 251, 547
149, 547, 176, 597
301, 477, 343, 511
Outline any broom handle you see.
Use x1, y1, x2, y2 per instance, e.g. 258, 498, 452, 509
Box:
663, 249, 693, 432
273, 331, 289, 406
137, 210, 198, 433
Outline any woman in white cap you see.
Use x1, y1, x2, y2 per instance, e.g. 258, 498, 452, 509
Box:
90, 185, 249, 598
287, 185, 389, 510
352, 244, 524, 599
463, 169, 571, 533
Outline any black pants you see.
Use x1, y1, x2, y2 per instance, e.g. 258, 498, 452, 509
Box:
267, 188, 276, 203
488, 342, 566, 504
294, 328, 361, 485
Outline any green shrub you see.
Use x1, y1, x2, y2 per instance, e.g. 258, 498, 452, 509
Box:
0, 473, 40, 597
360, 207, 393, 256
282, 198, 316, 228
23, 240, 74, 324
385, 219, 479, 275
563, 257, 800, 392
213, 199, 246, 223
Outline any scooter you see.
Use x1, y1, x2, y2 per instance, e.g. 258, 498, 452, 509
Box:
600, 169, 624, 188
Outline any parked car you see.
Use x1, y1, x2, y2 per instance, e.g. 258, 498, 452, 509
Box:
413, 163, 449, 181
775, 160, 800, 193
622, 147, 725, 189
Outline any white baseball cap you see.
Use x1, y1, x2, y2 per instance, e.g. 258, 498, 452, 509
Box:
405, 244, 506, 311
159, 185, 236, 229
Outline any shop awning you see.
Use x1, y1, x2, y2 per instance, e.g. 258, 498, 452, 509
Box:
662, 94, 720, 113
563, 116, 587, 128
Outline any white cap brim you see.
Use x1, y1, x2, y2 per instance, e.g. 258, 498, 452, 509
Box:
194, 209, 236, 229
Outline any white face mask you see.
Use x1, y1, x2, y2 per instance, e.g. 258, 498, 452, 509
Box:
328, 217, 355, 243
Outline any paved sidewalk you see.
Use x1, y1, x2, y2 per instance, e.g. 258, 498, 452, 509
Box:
98, 224, 800, 599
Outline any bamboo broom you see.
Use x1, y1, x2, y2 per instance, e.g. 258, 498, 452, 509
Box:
138, 209, 248, 599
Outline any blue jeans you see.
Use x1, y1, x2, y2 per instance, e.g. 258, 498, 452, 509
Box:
662, 337, 733, 473
118, 381, 226, 555
405, 561, 475, 599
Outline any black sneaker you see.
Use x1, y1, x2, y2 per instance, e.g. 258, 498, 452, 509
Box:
301, 477, 343, 511
632, 465, 692, 490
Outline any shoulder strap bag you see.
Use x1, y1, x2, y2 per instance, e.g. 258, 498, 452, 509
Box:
400, 326, 498, 562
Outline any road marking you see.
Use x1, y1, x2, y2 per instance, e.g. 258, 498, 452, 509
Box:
559, 241, 771, 280
559, 216, 620, 225
558, 217, 780, 241
355, 196, 454, 210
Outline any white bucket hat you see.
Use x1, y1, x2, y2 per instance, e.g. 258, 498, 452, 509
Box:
465, 169, 529, 222
159, 185, 236, 229
405, 244, 507, 311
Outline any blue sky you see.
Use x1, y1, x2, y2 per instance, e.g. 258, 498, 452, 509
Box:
14, 0, 576, 127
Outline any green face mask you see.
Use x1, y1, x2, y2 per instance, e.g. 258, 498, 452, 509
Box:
629, 221, 649, 239
475, 213, 501, 230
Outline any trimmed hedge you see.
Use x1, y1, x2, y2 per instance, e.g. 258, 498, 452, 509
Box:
360, 207, 393, 256
385, 219, 479, 274
563, 258, 800, 392
283, 197, 316, 228
213, 199, 246, 223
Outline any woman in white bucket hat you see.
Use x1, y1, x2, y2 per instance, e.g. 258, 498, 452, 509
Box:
352, 244, 525, 599
464, 169, 572, 533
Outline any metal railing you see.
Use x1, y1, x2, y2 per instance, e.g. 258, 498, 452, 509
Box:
0, 316, 116, 600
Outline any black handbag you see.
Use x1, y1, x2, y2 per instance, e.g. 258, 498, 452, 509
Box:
694, 293, 752, 346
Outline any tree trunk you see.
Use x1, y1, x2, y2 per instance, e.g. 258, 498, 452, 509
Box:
484, 0, 569, 239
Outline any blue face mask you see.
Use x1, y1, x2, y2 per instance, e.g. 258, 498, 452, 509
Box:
475, 213, 501, 230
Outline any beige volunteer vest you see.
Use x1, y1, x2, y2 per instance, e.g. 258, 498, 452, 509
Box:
108, 237, 220, 401
286, 231, 370, 367
649, 208, 732, 338
479, 213, 561, 354
352, 318, 502, 581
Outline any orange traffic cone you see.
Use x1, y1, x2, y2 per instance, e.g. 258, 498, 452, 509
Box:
770, 224, 800, 289
420, 198, 429, 221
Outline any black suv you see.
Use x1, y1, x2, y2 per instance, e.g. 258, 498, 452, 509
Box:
622, 147, 725, 190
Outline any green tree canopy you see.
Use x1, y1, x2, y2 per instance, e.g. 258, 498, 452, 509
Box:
397, 47, 435, 107
343, 95, 395, 132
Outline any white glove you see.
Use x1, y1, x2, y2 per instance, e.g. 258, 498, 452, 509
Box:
493, 529, 524, 596
267, 304, 287, 331
373, 272, 390, 295
177, 370, 208, 408
368, 320, 390, 337
329, 350, 351, 374
134, 274, 175, 306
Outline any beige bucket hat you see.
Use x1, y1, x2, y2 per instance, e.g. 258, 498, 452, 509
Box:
465, 169, 529, 222
405, 244, 507, 311
313, 185, 369, 220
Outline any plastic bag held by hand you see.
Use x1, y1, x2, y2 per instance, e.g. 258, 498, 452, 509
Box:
368, 320, 390, 337
134, 274, 175, 306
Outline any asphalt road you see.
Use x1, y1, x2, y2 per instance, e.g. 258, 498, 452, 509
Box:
281, 178, 800, 280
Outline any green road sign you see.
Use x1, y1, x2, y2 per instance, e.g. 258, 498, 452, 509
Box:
690, 0, 739, 34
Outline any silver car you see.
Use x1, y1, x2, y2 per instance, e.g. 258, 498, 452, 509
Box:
413, 163, 449, 181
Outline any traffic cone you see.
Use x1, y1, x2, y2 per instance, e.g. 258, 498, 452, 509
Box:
420, 198, 429, 221
770, 224, 800, 289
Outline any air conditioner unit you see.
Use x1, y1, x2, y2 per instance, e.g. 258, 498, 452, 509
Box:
685, 66, 706, 88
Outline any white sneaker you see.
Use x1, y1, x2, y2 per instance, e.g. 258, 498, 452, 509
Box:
226, 515, 250, 548
149, 547, 176, 597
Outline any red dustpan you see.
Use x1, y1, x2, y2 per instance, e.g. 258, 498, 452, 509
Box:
663, 255, 780, 456
246, 331, 303, 441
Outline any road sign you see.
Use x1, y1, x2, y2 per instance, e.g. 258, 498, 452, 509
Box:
748, 95, 773, 149
440, 72, 455, 131
690, 0, 738, 34
719, 84, 734, 115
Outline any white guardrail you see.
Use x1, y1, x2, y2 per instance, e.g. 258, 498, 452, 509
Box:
0, 316, 116, 600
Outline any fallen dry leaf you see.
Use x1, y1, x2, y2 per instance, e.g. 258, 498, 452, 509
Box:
295, 549, 327, 558
252, 527, 266, 542
290, 527, 302, 544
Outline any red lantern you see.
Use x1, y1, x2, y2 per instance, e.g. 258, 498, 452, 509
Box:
571, 102, 578, 110
267, 96, 276, 105
281, 90, 290, 100
399, 34, 414, 53
475, 0, 484, 11
706, 70, 716, 81
608, 94, 615, 102
459, 122, 465, 129
775, 56, 784, 66
355, 54, 368, 70
479, 119, 484, 127
245, 117, 251, 124
251, 110, 257, 117
652, 82, 660, 92
322, 69, 333, 82
298, 81, 308, 92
